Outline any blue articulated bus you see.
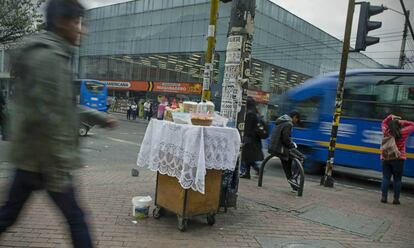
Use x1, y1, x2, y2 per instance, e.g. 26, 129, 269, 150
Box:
74, 79, 108, 112
278, 69, 414, 177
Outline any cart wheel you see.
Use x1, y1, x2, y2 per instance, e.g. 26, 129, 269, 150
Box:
206, 214, 216, 225
153, 207, 163, 219
177, 216, 188, 232
79, 125, 88, 137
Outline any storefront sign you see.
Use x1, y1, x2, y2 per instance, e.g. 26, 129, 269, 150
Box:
104, 81, 148, 91
105, 80, 202, 95
105, 81, 131, 89
247, 89, 270, 104
152, 82, 202, 94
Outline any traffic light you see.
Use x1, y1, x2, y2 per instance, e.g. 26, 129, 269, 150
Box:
355, 2, 387, 52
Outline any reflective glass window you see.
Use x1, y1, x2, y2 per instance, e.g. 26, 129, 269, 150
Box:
154, 0, 162, 10
173, 0, 183, 8
151, 11, 162, 25
184, 0, 194, 6
135, 0, 144, 12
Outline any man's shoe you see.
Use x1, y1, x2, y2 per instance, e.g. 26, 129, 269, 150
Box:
380, 197, 387, 203
240, 173, 251, 179
392, 199, 400, 205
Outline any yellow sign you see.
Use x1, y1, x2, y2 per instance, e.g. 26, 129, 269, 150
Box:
202, 90, 211, 101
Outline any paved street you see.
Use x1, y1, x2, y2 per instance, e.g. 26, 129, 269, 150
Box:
0, 115, 414, 248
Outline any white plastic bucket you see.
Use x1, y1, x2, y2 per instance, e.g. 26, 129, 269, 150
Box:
132, 196, 152, 219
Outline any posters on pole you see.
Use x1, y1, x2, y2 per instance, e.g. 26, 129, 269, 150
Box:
202, 63, 213, 91
220, 34, 246, 125
226, 35, 243, 51
225, 51, 242, 64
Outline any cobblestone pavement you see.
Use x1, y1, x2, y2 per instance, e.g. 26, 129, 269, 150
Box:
0, 120, 413, 248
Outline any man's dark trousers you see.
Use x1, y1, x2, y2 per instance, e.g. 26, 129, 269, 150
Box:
0, 169, 93, 248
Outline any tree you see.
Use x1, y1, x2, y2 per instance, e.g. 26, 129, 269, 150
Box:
0, 0, 45, 45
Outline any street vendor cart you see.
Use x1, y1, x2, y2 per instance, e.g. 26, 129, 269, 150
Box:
137, 119, 240, 231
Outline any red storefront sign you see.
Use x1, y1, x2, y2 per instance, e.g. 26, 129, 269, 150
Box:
103, 81, 148, 91
152, 82, 202, 94
103, 81, 202, 95
247, 89, 270, 104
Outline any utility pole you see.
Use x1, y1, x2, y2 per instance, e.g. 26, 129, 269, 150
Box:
220, 0, 255, 128
220, 0, 255, 209
321, 0, 355, 187
202, 0, 220, 101
399, 10, 410, 69
400, 0, 414, 42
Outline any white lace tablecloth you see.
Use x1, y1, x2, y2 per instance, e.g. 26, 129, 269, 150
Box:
137, 119, 241, 194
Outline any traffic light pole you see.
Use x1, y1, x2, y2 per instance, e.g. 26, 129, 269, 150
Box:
399, 10, 409, 69
202, 0, 220, 101
321, 0, 355, 187
399, 0, 414, 42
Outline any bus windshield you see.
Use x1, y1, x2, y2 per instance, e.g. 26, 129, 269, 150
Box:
85, 81, 105, 93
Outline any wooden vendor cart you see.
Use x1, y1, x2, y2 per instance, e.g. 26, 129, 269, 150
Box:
153, 169, 222, 231
137, 120, 241, 232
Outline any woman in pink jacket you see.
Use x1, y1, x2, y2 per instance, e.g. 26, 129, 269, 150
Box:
381, 115, 414, 205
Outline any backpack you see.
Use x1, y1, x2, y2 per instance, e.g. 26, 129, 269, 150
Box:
380, 136, 401, 160
256, 118, 269, 139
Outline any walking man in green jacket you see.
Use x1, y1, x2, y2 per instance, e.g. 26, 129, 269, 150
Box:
0, 1, 117, 247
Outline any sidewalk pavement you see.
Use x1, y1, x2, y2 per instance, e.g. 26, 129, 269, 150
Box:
0, 148, 413, 247
108, 112, 150, 124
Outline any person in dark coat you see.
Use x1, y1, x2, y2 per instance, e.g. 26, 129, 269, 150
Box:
268, 111, 301, 190
126, 102, 132, 120
240, 97, 264, 179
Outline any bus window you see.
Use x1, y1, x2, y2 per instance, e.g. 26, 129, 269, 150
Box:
72, 80, 81, 104
343, 75, 398, 120
394, 76, 414, 121
409, 87, 414, 100
294, 97, 320, 128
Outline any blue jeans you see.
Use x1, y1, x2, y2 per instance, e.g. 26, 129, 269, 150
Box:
381, 160, 405, 200
0, 170, 93, 248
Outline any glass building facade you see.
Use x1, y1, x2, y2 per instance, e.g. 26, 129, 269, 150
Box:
78, 0, 382, 112
0, 48, 12, 98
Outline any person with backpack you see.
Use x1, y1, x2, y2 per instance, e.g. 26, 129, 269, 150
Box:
380, 114, 414, 205
240, 97, 267, 179
268, 111, 303, 191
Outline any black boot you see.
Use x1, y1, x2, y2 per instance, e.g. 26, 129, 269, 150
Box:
240, 173, 251, 179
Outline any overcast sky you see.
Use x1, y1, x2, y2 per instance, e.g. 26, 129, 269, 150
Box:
78, 0, 414, 67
